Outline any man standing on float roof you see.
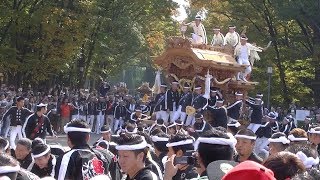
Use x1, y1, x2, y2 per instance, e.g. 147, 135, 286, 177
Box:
234, 35, 263, 82
184, 15, 207, 45
224, 25, 240, 47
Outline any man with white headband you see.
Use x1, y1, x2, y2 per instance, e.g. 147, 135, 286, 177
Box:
151, 132, 169, 172
166, 132, 198, 180
280, 115, 296, 135
227, 92, 243, 122
211, 27, 224, 46
208, 98, 228, 129
0, 153, 39, 180
173, 84, 192, 123
307, 125, 320, 152
30, 142, 56, 178
224, 25, 240, 47
234, 129, 262, 163
55, 119, 120, 180
268, 132, 289, 155
154, 83, 170, 124
93, 125, 113, 149
113, 100, 126, 133
193, 113, 212, 136
23, 103, 55, 141
166, 81, 181, 123
208, 87, 222, 107
245, 97, 263, 133
186, 85, 208, 126
116, 133, 158, 180
234, 35, 263, 82
184, 15, 207, 45
164, 128, 237, 180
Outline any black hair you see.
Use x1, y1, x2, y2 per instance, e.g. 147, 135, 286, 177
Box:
198, 128, 234, 167
137, 131, 153, 147
286, 144, 318, 160
125, 123, 137, 133
16, 96, 24, 102
264, 151, 305, 180
269, 132, 289, 150
17, 138, 32, 151
32, 144, 51, 157
156, 119, 164, 125
236, 129, 256, 142
117, 133, 148, 162
0, 153, 19, 179
0, 137, 9, 152
66, 119, 90, 146
101, 125, 110, 132
150, 127, 164, 136
31, 138, 45, 149
168, 132, 194, 154
152, 132, 169, 153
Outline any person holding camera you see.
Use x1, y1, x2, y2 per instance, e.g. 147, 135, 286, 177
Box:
165, 133, 198, 180
164, 128, 237, 180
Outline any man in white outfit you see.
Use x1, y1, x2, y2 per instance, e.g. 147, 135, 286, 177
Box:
234, 35, 262, 82
185, 15, 207, 45
224, 25, 240, 47
211, 27, 225, 46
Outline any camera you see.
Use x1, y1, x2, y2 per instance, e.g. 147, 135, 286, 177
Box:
173, 150, 200, 167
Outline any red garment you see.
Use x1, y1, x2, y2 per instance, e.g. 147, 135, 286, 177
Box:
60, 104, 72, 118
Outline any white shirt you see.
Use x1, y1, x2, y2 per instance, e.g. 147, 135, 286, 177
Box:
224, 32, 240, 46
190, 22, 207, 44
211, 33, 225, 46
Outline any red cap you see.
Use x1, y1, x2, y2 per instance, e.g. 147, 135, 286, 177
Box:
222, 161, 276, 180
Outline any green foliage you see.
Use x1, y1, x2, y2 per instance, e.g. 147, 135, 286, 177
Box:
189, 0, 320, 107
0, 0, 179, 89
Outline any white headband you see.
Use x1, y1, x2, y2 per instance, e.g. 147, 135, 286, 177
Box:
167, 123, 176, 128
116, 138, 147, 151
216, 100, 224, 103
194, 87, 201, 90
288, 134, 308, 142
32, 145, 51, 158
308, 128, 320, 134
235, 92, 243, 96
268, 136, 290, 144
194, 137, 236, 150
235, 134, 256, 140
166, 139, 194, 147
64, 126, 91, 133
101, 129, 111, 133
296, 151, 319, 169
152, 136, 169, 142
0, 165, 20, 174
227, 121, 241, 128
125, 128, 137, 134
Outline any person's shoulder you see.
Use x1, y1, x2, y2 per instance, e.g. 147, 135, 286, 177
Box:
136, 168, 159, 180
17, 168, 40, 180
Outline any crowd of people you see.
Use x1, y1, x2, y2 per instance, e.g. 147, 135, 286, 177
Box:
0, 80, 319, 180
